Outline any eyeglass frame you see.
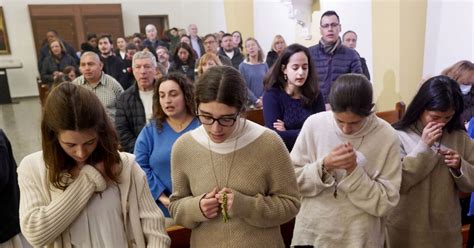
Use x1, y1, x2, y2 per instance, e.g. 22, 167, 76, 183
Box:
320, 23, 340, 29
203, 40, 217, 45
196, 111, 240, 127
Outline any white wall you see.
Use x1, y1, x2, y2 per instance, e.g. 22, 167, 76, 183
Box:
253, 0, 295, 56
0, 0, 227, 98
423, 0, 473, 77
318, 0, 374, 79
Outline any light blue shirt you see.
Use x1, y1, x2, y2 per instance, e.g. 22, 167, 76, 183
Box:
134, 118, 200, 216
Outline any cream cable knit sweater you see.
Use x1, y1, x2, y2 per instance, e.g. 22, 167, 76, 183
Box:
17, 151, 170, 248
290, 111, 401, 247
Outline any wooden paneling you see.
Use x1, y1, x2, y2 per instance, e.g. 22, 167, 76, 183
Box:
83, 15, 124, 41
31, 16, 77, 52
29, 4, 123, 57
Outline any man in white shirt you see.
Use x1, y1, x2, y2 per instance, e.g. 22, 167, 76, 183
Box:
188, 24, 204, 58
218, 33, 244, 70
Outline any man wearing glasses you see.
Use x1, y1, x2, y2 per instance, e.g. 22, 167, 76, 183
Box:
197, 34, 232, 69
309, 10, 362, 105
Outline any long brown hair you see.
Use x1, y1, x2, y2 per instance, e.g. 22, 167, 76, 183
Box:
49, 38, 66, 61
41, 83, 121, 190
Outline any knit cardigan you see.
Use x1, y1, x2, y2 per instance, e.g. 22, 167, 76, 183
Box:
169, 119, 300, 248
17, 151, 170, 248
290, 111, 401, 247
386, 123, 474, 248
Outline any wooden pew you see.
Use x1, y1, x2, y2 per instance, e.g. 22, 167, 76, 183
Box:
167, 225, 191, 248
246, 101, 407, 127
166, 220, 294, 248
36, 77, 50, 106
375, 101, 406, 124
245, 108, 264, 126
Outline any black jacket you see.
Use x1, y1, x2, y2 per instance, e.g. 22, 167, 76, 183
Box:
115, 83, 148, 153
462, 88, 474, 123
0, 129, 20, 242
38, 40, 79, 71
218, 48, 244, 70
265, 50, 279, 69
101, 55, 128, 90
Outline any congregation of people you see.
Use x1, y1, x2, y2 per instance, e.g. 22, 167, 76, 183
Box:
2, 9, 474, 248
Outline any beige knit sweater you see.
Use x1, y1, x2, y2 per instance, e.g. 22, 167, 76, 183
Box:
169, 120, 301, 248
387, 123, 474, 248
290, 111, 401, 247
17, 151, 170, 248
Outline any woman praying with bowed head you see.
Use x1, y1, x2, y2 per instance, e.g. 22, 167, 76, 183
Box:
387, 75, 474, 248
170, 42, 196, 82
169, 66, 300, 247
263, 44, 325, 151
134, 72, 200, 226
17, 83, 170, 247
290, 74, 401, 247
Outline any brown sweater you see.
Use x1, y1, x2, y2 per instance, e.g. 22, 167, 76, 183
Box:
169, 121, 300, 248
387, 124, 474, 248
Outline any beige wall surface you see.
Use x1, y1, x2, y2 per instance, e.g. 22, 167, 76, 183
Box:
372, 0, 427, 111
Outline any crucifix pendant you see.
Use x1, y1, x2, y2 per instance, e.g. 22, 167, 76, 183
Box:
221, 192, 229, 222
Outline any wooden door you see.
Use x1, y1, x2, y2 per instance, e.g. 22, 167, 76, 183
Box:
139, 15, 169, 39
83, 15, 124, 40
29, 4, 123, 57
30, 16, 78, 55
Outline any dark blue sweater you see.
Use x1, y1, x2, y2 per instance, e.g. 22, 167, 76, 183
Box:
0, 129, 20, 242
309, 43, 362, 102
263, 87, 325, 151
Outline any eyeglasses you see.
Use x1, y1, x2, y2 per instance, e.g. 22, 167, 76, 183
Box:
203, 40, 216, 45
197, 112, 239, 127
320, 23, 340, 29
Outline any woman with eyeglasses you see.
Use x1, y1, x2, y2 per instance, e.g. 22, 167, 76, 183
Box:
386, 75, 474, 248
134, 73, 200, 227
169, 66, 300, 247
290, 74, 401, 247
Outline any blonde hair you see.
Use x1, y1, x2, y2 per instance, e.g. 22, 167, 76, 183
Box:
271, 35, 287, 53
441, 60, 474, 84
197, 53, 222, 77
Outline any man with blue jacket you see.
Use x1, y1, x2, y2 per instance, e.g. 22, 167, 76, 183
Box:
309, 10, 362, 103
